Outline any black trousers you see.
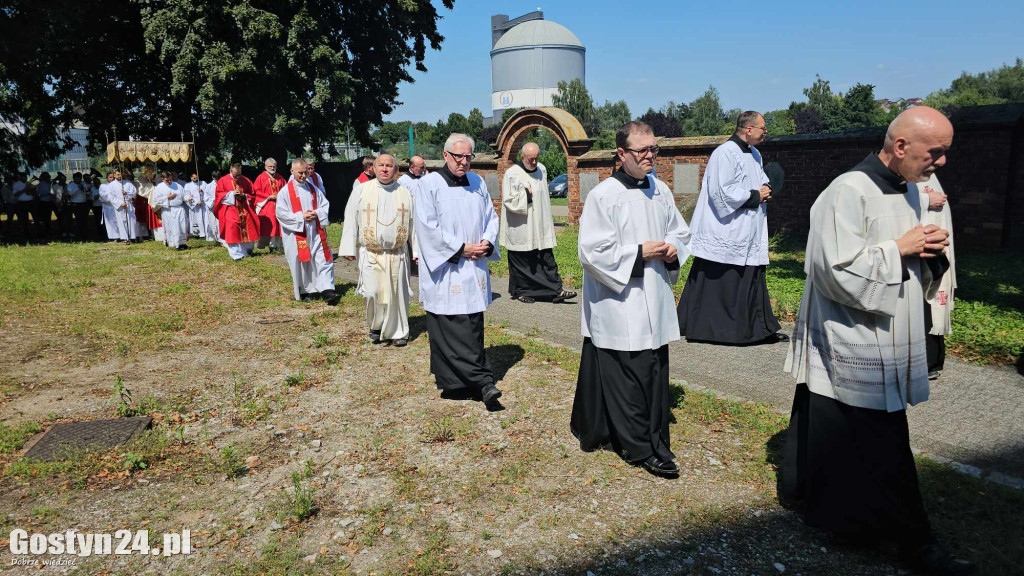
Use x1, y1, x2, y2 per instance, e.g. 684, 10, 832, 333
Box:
571, 338, 674, 464
782, 384, 933, 548
32, 200, 56, 235
426, 311, 494, 393
508, 248, 563, 300
923, 305, 946, 372
677, 257, 781, 344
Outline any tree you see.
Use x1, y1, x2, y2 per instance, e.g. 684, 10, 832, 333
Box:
839, 83, 887, 129
551, 78, 597, 134
789, 102, 825, 134
685, 86, 728, 136
763, 110, 796, 135
594, 100, 631, 133
467, 108, 485, 139
0, 0, 454, 172
925, 58, 1024, 112
637, 109, 683, 137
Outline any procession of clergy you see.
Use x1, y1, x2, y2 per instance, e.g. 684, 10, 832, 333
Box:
5, 103, 965, 573
321, 109, 965, 574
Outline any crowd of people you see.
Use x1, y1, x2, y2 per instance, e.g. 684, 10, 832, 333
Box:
2, 104, 967, 574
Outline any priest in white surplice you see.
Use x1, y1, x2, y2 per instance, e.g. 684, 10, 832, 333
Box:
202, 171, 221, 243
571, 121, 691, 479
499, 142, 576, 303
183, 172, 206, 239
415, 133, 503, 407
397, 155, 426, 195
100, 170, 138, 244
276, 158, 338, 305
340, 154, 418, 347
782, 107, 973, 574
678, 111, 786, 345
153, 171, 190, 250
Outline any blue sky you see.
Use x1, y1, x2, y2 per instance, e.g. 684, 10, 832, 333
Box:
385, 0, 1023, 123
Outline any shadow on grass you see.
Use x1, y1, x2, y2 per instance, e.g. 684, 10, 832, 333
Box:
486, 343, 526, 383
758, 423, 1024, 576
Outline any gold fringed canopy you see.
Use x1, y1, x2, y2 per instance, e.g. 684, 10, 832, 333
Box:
107, 141, 193, 163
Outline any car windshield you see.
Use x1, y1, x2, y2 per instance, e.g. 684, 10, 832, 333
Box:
553, 175, 567, 183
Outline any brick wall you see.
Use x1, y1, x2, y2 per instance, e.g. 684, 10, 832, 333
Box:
568, 105, 1024, 250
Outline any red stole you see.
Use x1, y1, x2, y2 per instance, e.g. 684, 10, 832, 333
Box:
357, 172, 371, 184
287, 180, 332, 263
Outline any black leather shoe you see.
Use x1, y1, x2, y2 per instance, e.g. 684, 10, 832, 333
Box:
481, 385, 503, 405
900, 541, 976, 575
321, 289, 340, 306
763, 332, 790, 344
368, 330, 381, 344
636, 455, 679, 478
393, 338, 408, 347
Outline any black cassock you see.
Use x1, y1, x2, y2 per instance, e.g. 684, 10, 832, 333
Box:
570, 338, 674, 464
677, 256, 781, 344
426, 311, 494, 394
507, 248, 563, 300
781, 384, 933, 548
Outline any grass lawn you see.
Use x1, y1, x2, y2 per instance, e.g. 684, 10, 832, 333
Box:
1, 231, 1020, 574
489, 227, 1023, 365
549, 197, 568, 206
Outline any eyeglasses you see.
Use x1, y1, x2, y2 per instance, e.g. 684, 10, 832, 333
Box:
749, 125, 769, 134
446, 151, 474, 161
624, 145, 660, 157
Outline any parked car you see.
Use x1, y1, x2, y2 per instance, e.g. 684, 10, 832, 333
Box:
548, 174, 568, 197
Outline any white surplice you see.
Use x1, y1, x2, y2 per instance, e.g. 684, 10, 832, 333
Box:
578, 173, 691, 352
183, 181, 205, 237
414, 171, 500, 315
201, 180, 220, 241
499, 162, 556, 251
689, 138, 770, 266
916, 174, 957, 336
785, 169, 942, 412
276, 180, 334, 300
340, 180, 418, 340
397, 173, 422, 196
154, 182, 188, 247
100, 179, 140, 240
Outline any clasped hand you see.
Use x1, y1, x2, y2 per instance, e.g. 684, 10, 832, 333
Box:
302, 209, 316, 222
896, 224, 949, 258
642, 240, 678, 263
463, 241, 491, 260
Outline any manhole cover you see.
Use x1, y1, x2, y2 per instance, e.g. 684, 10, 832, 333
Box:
22, 417, 153, 461
257, 315, 296, 325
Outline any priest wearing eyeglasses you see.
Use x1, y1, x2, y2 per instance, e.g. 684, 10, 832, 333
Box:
414, 133, 503, 408
677, 111, 788, 345
571, 121, 691, 478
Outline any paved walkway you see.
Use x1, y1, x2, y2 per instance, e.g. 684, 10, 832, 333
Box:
334, 264, 1024, 486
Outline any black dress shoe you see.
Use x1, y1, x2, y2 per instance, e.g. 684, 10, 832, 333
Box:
368, 330, 381, 344
763, 332, 790, 344
321, 289, 340, 306
393, 338, 408, 347
636, 455, 679, 478
900, 541, 976, 575
481, 384, 503, 405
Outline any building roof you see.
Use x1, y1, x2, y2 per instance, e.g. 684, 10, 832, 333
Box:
492, 20, 583, 51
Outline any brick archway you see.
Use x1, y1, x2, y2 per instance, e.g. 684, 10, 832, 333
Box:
491, 107, 594, 224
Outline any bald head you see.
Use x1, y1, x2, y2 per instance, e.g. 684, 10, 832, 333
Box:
374, 154, 397, 184
880, 106, 954, 183
521, 142, 540, 171
408, 155, 425, 176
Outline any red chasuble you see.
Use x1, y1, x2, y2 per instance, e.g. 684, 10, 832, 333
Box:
253, 171, 286, 237
134, 195, 162, 229
214, 174, 259, 244
287, 180, 332, 263
356, 172, 371, 184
